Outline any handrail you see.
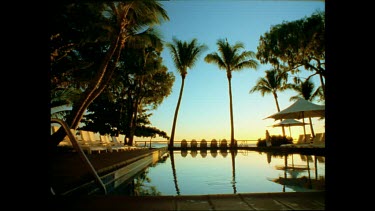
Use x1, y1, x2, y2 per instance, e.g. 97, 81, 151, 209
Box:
50, 118, 107, 195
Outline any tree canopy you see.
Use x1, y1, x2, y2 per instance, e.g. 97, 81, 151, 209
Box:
256, 10, 325, 96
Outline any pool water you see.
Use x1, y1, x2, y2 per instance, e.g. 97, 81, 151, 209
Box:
110, 150, 325, 196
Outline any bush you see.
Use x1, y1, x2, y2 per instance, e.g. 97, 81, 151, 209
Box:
257, 135, 293, 147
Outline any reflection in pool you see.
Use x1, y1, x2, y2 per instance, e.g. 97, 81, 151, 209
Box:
109, 149, 325, 196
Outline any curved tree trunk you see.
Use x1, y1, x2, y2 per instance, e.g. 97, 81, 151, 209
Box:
69, 33, 122, 129
169, 77, 185, 149
273, 92, 285, 137
319, 73, 325, 97
128, 88, 142, 146
50, 31, 125, 149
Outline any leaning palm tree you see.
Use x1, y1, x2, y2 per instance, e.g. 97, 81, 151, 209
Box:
249, 68, 290, 136
166, 37, 207, 149
289, 77, 323, 137
205, 38, 258, 147
50, 1, 169, 148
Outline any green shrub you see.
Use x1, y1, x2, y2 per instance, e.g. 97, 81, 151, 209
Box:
257, 135, 293, 147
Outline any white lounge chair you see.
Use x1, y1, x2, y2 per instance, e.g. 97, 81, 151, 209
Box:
79, 130, 108, 154
191, 139, 198, 148
210, 139, 218, 148
100, 134, 127, 152
320, 133, 325, 142
281, 134, 311, 148
220, 139, 228, 148
111, 136, 137, 150
311, 133, 325, 147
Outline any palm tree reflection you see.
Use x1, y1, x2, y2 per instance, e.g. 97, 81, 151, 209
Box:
230, 149, 237, 194
170, 150, 180, 195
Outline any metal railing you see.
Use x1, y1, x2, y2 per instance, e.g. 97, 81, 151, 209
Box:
50, 118, 107, 195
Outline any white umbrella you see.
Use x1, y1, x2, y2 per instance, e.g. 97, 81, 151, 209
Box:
272, 119, 308, 137
265, 98, 325, 139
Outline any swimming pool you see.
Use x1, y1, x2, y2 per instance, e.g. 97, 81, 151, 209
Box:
109, 149, 325, 196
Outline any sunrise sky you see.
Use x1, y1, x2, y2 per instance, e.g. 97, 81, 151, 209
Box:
134, 0, 326, 142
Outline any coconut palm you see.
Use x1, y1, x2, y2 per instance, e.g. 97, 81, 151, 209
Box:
289, 77, 323, 137
205, 38, 258, 147
249, 68, 290, 136
67, 0, 169, 130
166, 37, 208, 148
50, 1, 169, 148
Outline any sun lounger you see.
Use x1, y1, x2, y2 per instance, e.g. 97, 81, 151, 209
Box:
220, 139, 227, 148
200, 139, 207, 149
191, 139, 198, 149
79, 130, 108, 154
180, 139, 188, 149
100, 134, 127, 152
210, 139, 218, 148
111, 136, 138, 150
310, 133, 325, 148
320, 133, 325, 142
311, 133, 323, 144
281, 134, 312, 148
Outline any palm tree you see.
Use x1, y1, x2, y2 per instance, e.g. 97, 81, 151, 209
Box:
249, 68, 290, 136
205, 38, 258, 147
166, 37, 207, 149
50, 1, 169, 148
289, 77, 323, 137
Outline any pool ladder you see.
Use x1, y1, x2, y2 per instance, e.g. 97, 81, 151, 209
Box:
50, 118, 107, 195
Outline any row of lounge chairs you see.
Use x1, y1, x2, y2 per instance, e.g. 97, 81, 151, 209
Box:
281, 132, 325, 148
179, 139, 231, 148
51, 126, 138, 154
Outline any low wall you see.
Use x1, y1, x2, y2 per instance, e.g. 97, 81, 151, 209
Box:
62, 147, 168, 195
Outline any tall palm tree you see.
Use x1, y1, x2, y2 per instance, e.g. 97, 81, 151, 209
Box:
289, 77, 322, 137
249, 68, 290, 136
50, 1, 169, 148
166, 37, 207, 149
205, 38, 258, 147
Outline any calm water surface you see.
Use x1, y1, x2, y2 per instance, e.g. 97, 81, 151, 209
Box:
111, 149, 325, 196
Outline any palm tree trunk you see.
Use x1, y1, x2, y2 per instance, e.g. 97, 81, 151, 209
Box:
54, 6, 132, 146
308, 117, 315, 138
319, 73, 325, 97
68, 31, 122, 129
169, 77, 185, 149
49, 34, 123, 149
273, 93, 286, 137
228, 77, 235, 147
129, 91, 142, 146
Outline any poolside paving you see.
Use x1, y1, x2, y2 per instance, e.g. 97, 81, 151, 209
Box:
49, 191, 325, 210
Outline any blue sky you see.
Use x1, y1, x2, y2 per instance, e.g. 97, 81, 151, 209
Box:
139, 0, 326, 142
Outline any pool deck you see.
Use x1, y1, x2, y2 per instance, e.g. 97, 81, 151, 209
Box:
48, 146, 326, 210
49, 191, 325, 210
